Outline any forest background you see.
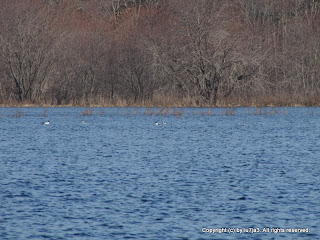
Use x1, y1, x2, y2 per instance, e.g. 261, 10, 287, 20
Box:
0, 0, 320, 107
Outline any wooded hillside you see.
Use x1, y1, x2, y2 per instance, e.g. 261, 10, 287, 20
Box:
1, 0, 320, 106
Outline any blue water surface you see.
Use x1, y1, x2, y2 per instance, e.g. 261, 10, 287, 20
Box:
0, 107, 319, 240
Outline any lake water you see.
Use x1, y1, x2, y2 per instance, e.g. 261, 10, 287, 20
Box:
0, 107, 319, 240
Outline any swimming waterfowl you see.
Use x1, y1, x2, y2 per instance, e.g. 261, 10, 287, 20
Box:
43, 121, 50, 125
155, 122, 160, 125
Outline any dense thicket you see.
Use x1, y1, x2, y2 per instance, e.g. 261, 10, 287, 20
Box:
0, 0, 320, 106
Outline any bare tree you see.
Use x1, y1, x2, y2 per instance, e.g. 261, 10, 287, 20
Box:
0, 0, 60, 103
0, 0, 319, 106
161, 0, 260, 105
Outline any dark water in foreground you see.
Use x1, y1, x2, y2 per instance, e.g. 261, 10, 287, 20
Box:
0, 107, 319, 240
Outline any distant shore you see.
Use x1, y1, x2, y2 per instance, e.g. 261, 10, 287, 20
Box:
0, 102, 317, 108
1, 1, 319, 110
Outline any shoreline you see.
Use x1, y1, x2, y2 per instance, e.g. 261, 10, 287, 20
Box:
0, 103, 317, 108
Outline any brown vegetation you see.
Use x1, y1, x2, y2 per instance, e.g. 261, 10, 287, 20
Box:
12, 109, 25, 118
81, 107, 94, 116
0, 0, 320, 107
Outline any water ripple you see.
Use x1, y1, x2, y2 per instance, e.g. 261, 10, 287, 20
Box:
0, 107, 319, 239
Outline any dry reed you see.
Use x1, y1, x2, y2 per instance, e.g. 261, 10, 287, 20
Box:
224, 108, 236, 116
81, 108, 93, 116
200, 109, 215, 116
43, 108, 48, 117
98, 110, 105, 116
253, 107, 268, 115
252, 107, 286, 116
133, 108, 140, 115
144, 108, 154, 115
172, 108, 184, 118
13, 109, 25, 118
156, 107, 171, 116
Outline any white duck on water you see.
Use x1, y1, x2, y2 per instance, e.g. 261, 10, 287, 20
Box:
156, 121, 167, 125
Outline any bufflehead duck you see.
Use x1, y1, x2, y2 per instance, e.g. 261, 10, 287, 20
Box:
162, 122, 166, 124
43, 121, 50, 125
155, 122, 160, 125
